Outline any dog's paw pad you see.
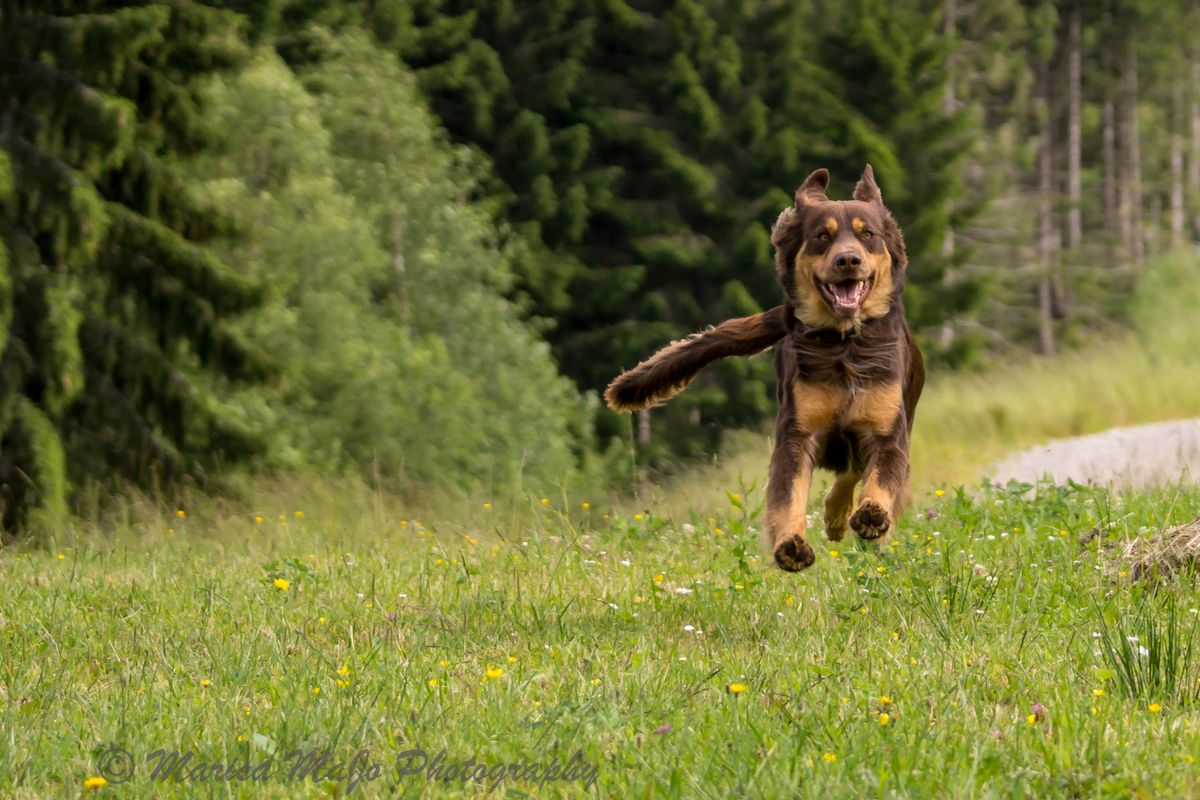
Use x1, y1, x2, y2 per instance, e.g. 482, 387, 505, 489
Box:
850, 501, 891, 540
774, 536, 815, 572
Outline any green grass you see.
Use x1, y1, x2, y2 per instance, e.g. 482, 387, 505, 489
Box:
4, 477, 1200, 798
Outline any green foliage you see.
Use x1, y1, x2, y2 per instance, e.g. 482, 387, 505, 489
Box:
320, 0, 984, 464
0, 2, 268, 532
192, 40, 587, 494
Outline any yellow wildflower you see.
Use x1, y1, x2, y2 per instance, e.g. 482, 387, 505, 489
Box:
822, 752, 837, 763
273, 578, 289, 591
878, 712, 890, 726
1149, 703, 1162, 714
486, 667, 504, 680
727, 683, 748, 695
83, 776, 108, 790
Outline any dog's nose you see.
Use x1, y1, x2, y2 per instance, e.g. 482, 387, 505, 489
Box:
833, 251, 863, 270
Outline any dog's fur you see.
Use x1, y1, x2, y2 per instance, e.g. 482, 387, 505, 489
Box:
605, 166, 924, 571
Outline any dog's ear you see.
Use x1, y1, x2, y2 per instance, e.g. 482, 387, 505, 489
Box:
853, 164, 882, 204
794, 168, 830, 207
883, 214, 907, 270
854, 164, 906, 269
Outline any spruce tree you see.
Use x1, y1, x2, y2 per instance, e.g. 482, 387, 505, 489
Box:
0, 2, 268, 531
808, 0, 983, 362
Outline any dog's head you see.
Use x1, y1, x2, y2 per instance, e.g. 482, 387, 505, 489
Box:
771, 166, 907, 332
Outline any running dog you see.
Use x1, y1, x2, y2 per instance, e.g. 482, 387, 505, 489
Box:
605, 166, 924, 571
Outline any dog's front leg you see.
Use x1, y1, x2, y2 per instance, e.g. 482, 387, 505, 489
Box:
766, 415, 818, 571
849, 433, 909, 543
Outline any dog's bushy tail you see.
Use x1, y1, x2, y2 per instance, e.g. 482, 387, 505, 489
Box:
604, 305, 789, 412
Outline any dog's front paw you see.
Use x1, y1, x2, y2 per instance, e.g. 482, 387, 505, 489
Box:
773, 535, 815, 572
850, 501, 891, 540
824, 519, 848, 542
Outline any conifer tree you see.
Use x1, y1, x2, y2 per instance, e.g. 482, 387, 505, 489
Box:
0, 2, 268, 531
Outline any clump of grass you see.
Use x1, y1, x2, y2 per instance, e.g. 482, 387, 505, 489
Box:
1093, 592, 1200, 704
1102, 516, 1200, 581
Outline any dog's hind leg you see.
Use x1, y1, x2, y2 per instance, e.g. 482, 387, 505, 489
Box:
823, 470, 861, 541
850, 437, 908, 543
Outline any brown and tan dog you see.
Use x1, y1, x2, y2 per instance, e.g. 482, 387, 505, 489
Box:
605, 166, 924, 571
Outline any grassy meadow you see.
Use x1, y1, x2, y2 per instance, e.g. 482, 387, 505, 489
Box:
4, 476, 1200, 797
4, 255, 1200, 797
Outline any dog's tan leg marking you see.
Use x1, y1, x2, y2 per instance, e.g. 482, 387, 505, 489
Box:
766, 434, 816, 571
824, 471, 861, 541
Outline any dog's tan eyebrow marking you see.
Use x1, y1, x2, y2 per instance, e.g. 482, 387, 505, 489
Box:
824, 217, 838, 235
852, 218, 865, 234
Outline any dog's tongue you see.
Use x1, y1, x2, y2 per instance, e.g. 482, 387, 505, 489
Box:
831, 281, 862, 306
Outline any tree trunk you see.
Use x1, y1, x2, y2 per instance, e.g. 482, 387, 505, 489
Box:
942, 0, 956, 259
391, 213, 410, 334
1190, 33, 1200, 241
1103, 95, 1119, 237
1120, 30, 1144, 266
1065, 0, 1083, 250
1038, 63, 1057, 357
1171, 79, 1186, 249
637, 409, 651, 445
1101, 11, 1119, 248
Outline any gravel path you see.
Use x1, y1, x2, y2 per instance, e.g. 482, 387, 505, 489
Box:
988, 418, 1200, 489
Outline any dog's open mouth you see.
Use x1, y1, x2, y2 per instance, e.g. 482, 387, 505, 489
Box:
818, 278, 872, 316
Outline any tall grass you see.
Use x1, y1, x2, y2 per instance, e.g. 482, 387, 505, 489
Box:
1094, 591, 1200, 704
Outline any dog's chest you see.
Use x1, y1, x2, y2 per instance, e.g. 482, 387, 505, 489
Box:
791, 379, 902, 435
780, 318, 907, 435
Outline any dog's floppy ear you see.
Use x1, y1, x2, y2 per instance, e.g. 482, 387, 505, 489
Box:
794, 168, 830, 208
853, 164, 882, 204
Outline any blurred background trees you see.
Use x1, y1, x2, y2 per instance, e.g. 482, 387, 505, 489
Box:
2, 0, 1198, 530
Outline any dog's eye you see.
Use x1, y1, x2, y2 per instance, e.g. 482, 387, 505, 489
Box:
860, 230, 873, 240
817, 232, 830, 242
